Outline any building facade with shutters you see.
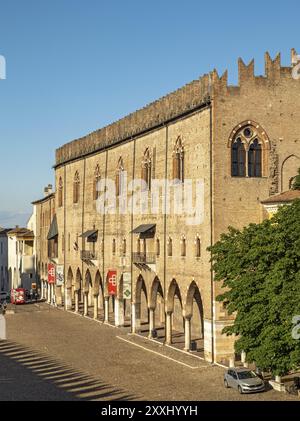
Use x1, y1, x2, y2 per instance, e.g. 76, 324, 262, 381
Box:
36, 50, 300, 364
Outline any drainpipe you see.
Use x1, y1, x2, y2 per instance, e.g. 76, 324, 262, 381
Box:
163, 125, 169, 343
209, 102, 215, 364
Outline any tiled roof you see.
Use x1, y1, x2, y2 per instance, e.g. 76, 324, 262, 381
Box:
261, 190, 300, 204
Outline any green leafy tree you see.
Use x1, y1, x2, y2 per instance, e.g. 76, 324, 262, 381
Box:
292, 168, 300, 190
209, 199, 300, 375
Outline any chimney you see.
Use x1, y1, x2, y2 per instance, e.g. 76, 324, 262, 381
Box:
44, 187, 49, 197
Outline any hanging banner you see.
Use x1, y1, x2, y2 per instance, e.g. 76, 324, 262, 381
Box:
48, 263, 56, 284
108, 270, 117, 296
123, 272, 132, 300
56, 265, 64, 286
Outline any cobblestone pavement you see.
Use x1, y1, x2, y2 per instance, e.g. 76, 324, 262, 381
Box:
0, 303, 297, 401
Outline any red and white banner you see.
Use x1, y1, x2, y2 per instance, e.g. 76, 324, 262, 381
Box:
48, 263, 56, 284
108, 270, 117, 296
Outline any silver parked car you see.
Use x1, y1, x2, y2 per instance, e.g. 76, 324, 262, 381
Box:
224, 367, 265, 394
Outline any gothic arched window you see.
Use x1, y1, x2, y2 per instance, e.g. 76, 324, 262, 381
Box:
141, 148, 152, 190
248, 139, 262, 177
230, 122, 269, 178
232, 138, 246, 177
73, 171, 80, 204
173, 136, 184, 183
58, 177, 63, 208
116, 157, 125, 197
93, 165, 101, 200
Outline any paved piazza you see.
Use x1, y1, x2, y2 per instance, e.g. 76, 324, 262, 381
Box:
0, 303, 296, 401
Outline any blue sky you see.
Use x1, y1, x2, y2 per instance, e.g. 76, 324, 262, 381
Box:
0, 0, 299, 227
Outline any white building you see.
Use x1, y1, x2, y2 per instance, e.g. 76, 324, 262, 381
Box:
0, 228, 11, 292
7, 227, 35, 291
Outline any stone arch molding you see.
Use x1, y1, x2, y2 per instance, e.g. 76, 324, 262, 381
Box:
281, 154, 300, 192
228, 120, 271, 150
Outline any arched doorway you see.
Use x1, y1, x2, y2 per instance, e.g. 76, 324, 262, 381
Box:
132, 275, 148, 333
94, 270, 104, 320
149, 277, 164, 339
66, 267, 74, 310
83, 269, 92, 316
184, 281, 204, 353
166, 279, 184, 346
75, 268, 82, 313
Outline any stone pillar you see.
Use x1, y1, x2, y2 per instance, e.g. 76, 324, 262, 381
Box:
241, 350, 246, 364
84, 293, 88, 316
65, 288, 72, 310
47, 283, 51, 304
184, 317, 191, 352
131, 302, 136, 333
165, 312, 172, 345
0, 315, 6, 340
148, 308, 155, 338
104, 297, 109, 323
75, 291, 79, 313
229, 356, 235, 368
115, 297, 125, 327
131, 302, 141, 333
93, 295, 99, 319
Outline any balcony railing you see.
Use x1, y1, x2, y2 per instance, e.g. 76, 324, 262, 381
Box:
81, 250, 98, 261
132, 252, 156, 265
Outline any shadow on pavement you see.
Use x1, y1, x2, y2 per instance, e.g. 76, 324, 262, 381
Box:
0, 340, 137, 401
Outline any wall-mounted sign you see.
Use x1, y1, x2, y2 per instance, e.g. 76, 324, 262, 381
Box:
123, 272, 132, 300
48, 263, 55, 284
108, 270, 117, 296
56, 265, 64, 286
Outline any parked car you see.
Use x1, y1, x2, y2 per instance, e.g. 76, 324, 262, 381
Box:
224, 367, 265, 394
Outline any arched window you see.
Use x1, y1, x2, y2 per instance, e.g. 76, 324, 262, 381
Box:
73, 171, 80, 204
112, 238, 116, 256
181, 237, 186, 257
58, 177, 63, 208
93, 165, 101, 200
230, 122, 269, 178
248, 139, 262, 177
116, 157, 125, 197
232, 138, 246, 177
156, 238, 160, 257
173, 136, 184, 183
137, 238, 141, 255
168, 237, 173, 257
141, 148, 152, 190
122, 238, 126, 256
195, 236, 201, 258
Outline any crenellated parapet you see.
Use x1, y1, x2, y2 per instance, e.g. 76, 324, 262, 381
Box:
55, 74, 212, 167
212, 48, 299, 95
55, 49, 299, 167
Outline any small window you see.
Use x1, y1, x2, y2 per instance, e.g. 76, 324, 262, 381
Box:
173, 137, 184, 183
156, 238, 160, 257
58, 177, 63, 207
122, 239, 126, 256
181, 237, 186, 257
168, 238, 173, 257
73, 171, 80, 204
195, 237, 201, 258
93, 165, 101, 200
112, 239, 116, 255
